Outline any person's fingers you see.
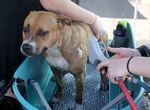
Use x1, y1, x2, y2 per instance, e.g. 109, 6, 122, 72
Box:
110, 54, 122, 59
115, 75, 127, 81
97, 60, 110, 71
111, 78, 118, 84
107, 46, 122, 54
107, 73, 118, 84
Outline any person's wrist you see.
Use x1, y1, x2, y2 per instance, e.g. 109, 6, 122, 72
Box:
89, 14, 97, 26
89, 15, 103, 39
127, 56, 135, 74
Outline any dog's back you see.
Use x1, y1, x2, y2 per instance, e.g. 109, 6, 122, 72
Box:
57, 21, 93, 73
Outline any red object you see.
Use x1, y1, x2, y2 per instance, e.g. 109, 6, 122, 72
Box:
118, 79, 137, 110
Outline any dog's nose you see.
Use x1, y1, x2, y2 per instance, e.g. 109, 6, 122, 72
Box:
22, 43, 33, 53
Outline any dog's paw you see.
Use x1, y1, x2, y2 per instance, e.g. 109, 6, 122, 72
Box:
56, 73, 76, 110
100, 73, 109, 91
54, 89, 63, 99
100, 82, 109, 91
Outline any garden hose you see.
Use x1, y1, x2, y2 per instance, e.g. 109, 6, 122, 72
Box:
101, 67, 137, 110
118, 79, 137, 110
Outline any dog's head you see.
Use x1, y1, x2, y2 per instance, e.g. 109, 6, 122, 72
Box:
21, 11, 71, 57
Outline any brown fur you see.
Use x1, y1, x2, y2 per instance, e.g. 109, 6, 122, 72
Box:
22, 11, 108, 104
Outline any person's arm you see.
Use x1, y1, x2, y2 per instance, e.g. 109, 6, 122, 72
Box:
107, 44, 150, 59
40, 0, 103, 38
107, 46, 141, 59
40, 0, 94, 24
129, 57, 150, 78
97, 57, 150, 83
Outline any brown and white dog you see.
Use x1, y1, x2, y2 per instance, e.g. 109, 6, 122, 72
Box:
21, 11, 108, 104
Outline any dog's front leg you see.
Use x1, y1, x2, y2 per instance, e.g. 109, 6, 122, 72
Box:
51, 67, 64, 98
75, 73, 84, 104
101, 74, 109, 91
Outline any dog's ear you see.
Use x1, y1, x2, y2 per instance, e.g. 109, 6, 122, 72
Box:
29, 11, 36, 14
29, 11, 37, 15
57, 14, 71, 26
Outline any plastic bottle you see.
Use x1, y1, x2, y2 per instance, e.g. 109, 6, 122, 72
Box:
111, 21, 129, 48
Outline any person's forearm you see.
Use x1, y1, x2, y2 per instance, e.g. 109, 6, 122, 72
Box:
40, 0, 95, 24
129, 57, 150, 78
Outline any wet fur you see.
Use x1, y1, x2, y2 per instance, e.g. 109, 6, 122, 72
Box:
22, 11, 108, 104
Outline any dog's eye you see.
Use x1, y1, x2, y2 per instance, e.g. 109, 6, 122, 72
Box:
37, 30, 49, 37
23, 27, 30, 33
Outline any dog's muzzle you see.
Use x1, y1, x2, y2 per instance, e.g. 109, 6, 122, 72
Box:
21, 43, 34, 56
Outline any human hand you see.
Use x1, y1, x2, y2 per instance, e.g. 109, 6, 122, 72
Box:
108, 47, 141, 59
90, 15, 108, 42
97, 58, 129, 84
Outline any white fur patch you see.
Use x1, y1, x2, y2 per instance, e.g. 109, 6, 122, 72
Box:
46, 44, 69, 70
77, 47, 83, 58
22, 40, 37, 52
21, 36, 37, 56
28, 41, 37, 52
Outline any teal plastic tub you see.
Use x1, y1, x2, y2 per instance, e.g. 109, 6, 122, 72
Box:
12, 21, 144, 110
12, 55, 56, 110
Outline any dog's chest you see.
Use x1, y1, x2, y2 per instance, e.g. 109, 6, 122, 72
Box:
45, 46, 69, 70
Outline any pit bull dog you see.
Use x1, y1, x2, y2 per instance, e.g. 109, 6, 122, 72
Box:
21, 11, 108, 104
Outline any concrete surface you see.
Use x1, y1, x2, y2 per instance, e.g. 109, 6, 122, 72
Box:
80, 0, 150, 47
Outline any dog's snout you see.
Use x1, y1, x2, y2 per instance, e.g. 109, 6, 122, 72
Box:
22, 43, 33, 53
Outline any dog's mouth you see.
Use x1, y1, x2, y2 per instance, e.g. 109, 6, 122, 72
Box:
41, 47, 48, 54
21, 44, 48, 57
20, 42, 37, 57
21, 47, 37, 57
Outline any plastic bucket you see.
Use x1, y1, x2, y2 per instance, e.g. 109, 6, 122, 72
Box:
12, 55, 56, 110
109, 21, 144, 110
